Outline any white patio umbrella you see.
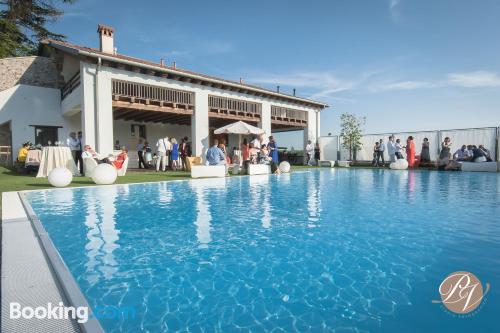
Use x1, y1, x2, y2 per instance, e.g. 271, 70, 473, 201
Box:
214, 121, 265, 147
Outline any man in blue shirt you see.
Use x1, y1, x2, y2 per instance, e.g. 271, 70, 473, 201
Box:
206, 139, 226, 165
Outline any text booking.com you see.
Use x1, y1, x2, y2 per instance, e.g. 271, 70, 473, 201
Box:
10, 302, 136, 323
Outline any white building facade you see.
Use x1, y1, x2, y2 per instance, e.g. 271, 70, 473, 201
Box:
0, 25, 328, 167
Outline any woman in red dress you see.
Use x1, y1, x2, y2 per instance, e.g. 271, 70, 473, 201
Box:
112, 148, 128, 169
241, 138, 250, 162
406, 136, 415, 168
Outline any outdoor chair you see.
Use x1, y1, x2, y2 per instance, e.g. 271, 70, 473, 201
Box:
116, 157, 129, 176
186, 156, 202, 171
83, 157, 98, 177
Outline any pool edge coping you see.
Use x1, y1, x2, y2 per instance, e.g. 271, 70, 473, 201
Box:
15, 192, 105, 333
18, 168, 315, 194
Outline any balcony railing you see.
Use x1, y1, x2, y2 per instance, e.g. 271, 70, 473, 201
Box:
271, 105, 308, 122
61, 71, 81, 100
209, 95, 262, 116
112, 80, 194, 107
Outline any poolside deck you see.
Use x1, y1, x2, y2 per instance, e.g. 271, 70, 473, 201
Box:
1, 192, 81, 332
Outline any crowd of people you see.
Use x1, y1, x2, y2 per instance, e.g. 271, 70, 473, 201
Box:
65, 133, 195, 174
145, 136, 192, 172
438, 137, 492, 170
370, 135, 493, 170
206, 134, 282, 174
19, 130, 493, 175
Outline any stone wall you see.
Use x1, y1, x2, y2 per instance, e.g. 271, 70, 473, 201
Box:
0, 56, 63, 91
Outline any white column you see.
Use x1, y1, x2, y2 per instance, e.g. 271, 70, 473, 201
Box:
80, 62, 96, 149
303, 109, 318, 164
260, 102, 272, 140
95, 68, 114, 155
316, 110, 321, 139
192, 90, 209, 158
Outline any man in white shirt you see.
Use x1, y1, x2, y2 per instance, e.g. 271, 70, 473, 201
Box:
67, 132, 81, 173
156, 136, 170, 172
453, 145, 471, 161
305, 140, 314, 165
387, 136, 396, 162
81, 145, 108, 163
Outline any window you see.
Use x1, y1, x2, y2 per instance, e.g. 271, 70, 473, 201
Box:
34, 126, 59, 146
130, 124, 146, 139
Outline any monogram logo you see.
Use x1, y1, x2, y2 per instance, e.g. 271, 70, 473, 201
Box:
432, 271, 490, 314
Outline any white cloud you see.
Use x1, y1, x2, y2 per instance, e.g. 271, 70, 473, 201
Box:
202, 41, 235, 54
369, 71, 500, 92
389, 0, 401, 21
249, 71, 353, 91
248, 71, 371, 102
159, 50, 190, 58
369, 80, 438, 92
247, 68, 500, 101
447, 71, 500, 88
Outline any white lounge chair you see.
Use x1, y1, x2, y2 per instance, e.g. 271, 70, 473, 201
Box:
83, 157, 98, 177
116, 157, 128, 176
84, 156, 128, 177
191, 165, 226, 178
248, 164, 271, 175
460, 161, 498, 172
319, 160, 335, 167
337, 160, 351, 168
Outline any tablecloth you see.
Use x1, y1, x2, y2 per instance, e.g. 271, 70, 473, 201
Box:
25, 149, 42, 167
36, 147, 78, 178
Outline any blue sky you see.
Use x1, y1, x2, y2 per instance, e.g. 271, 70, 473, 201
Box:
49, 0, 500, 148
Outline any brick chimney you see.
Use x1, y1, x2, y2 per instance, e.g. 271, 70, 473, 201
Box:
97, 24, 115, 54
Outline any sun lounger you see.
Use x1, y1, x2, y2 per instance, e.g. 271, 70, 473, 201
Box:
248, 164, 271, 175
191, 165, 226, 178
337, 160, 351, 168
83, 157, 98, 177
186, 156, 203, 171
459, 161, 498, 172
319, 160, 335, 167
116, 157, 128, 176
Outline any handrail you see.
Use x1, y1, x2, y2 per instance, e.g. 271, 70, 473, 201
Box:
112, 80, 194, 106
61, 71, 81, 100
208, 95, 261, 115
271, 105, 307, 121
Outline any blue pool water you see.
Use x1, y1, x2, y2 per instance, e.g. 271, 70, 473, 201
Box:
26, 169, 499, 332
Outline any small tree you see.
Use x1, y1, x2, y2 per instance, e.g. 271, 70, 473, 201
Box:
339, 113, 365, 161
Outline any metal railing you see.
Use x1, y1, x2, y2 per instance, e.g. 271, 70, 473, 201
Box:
112, 80, 194, 106
271, 105, 307, 121
61, 71, 81, 100
208, 95, 262, 115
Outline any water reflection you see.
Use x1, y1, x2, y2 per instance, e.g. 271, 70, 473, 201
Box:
84, 186, 120, 282
158, 182, 173, 205
248, 175, 271, 228
306, 172, 321, 227
190, 178, 226, 248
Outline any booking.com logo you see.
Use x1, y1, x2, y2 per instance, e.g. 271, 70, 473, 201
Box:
10, 302, 136, 323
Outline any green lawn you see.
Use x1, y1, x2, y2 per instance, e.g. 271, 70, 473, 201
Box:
0, 165, 315, 214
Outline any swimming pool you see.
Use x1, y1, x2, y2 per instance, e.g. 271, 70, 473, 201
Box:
26, 169, 499, 332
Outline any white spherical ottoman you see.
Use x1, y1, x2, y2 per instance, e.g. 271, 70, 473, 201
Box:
48, 167, 73, 187
279, 161, 291, 173
91, 163, 118, 185
390, 159, 409, 170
